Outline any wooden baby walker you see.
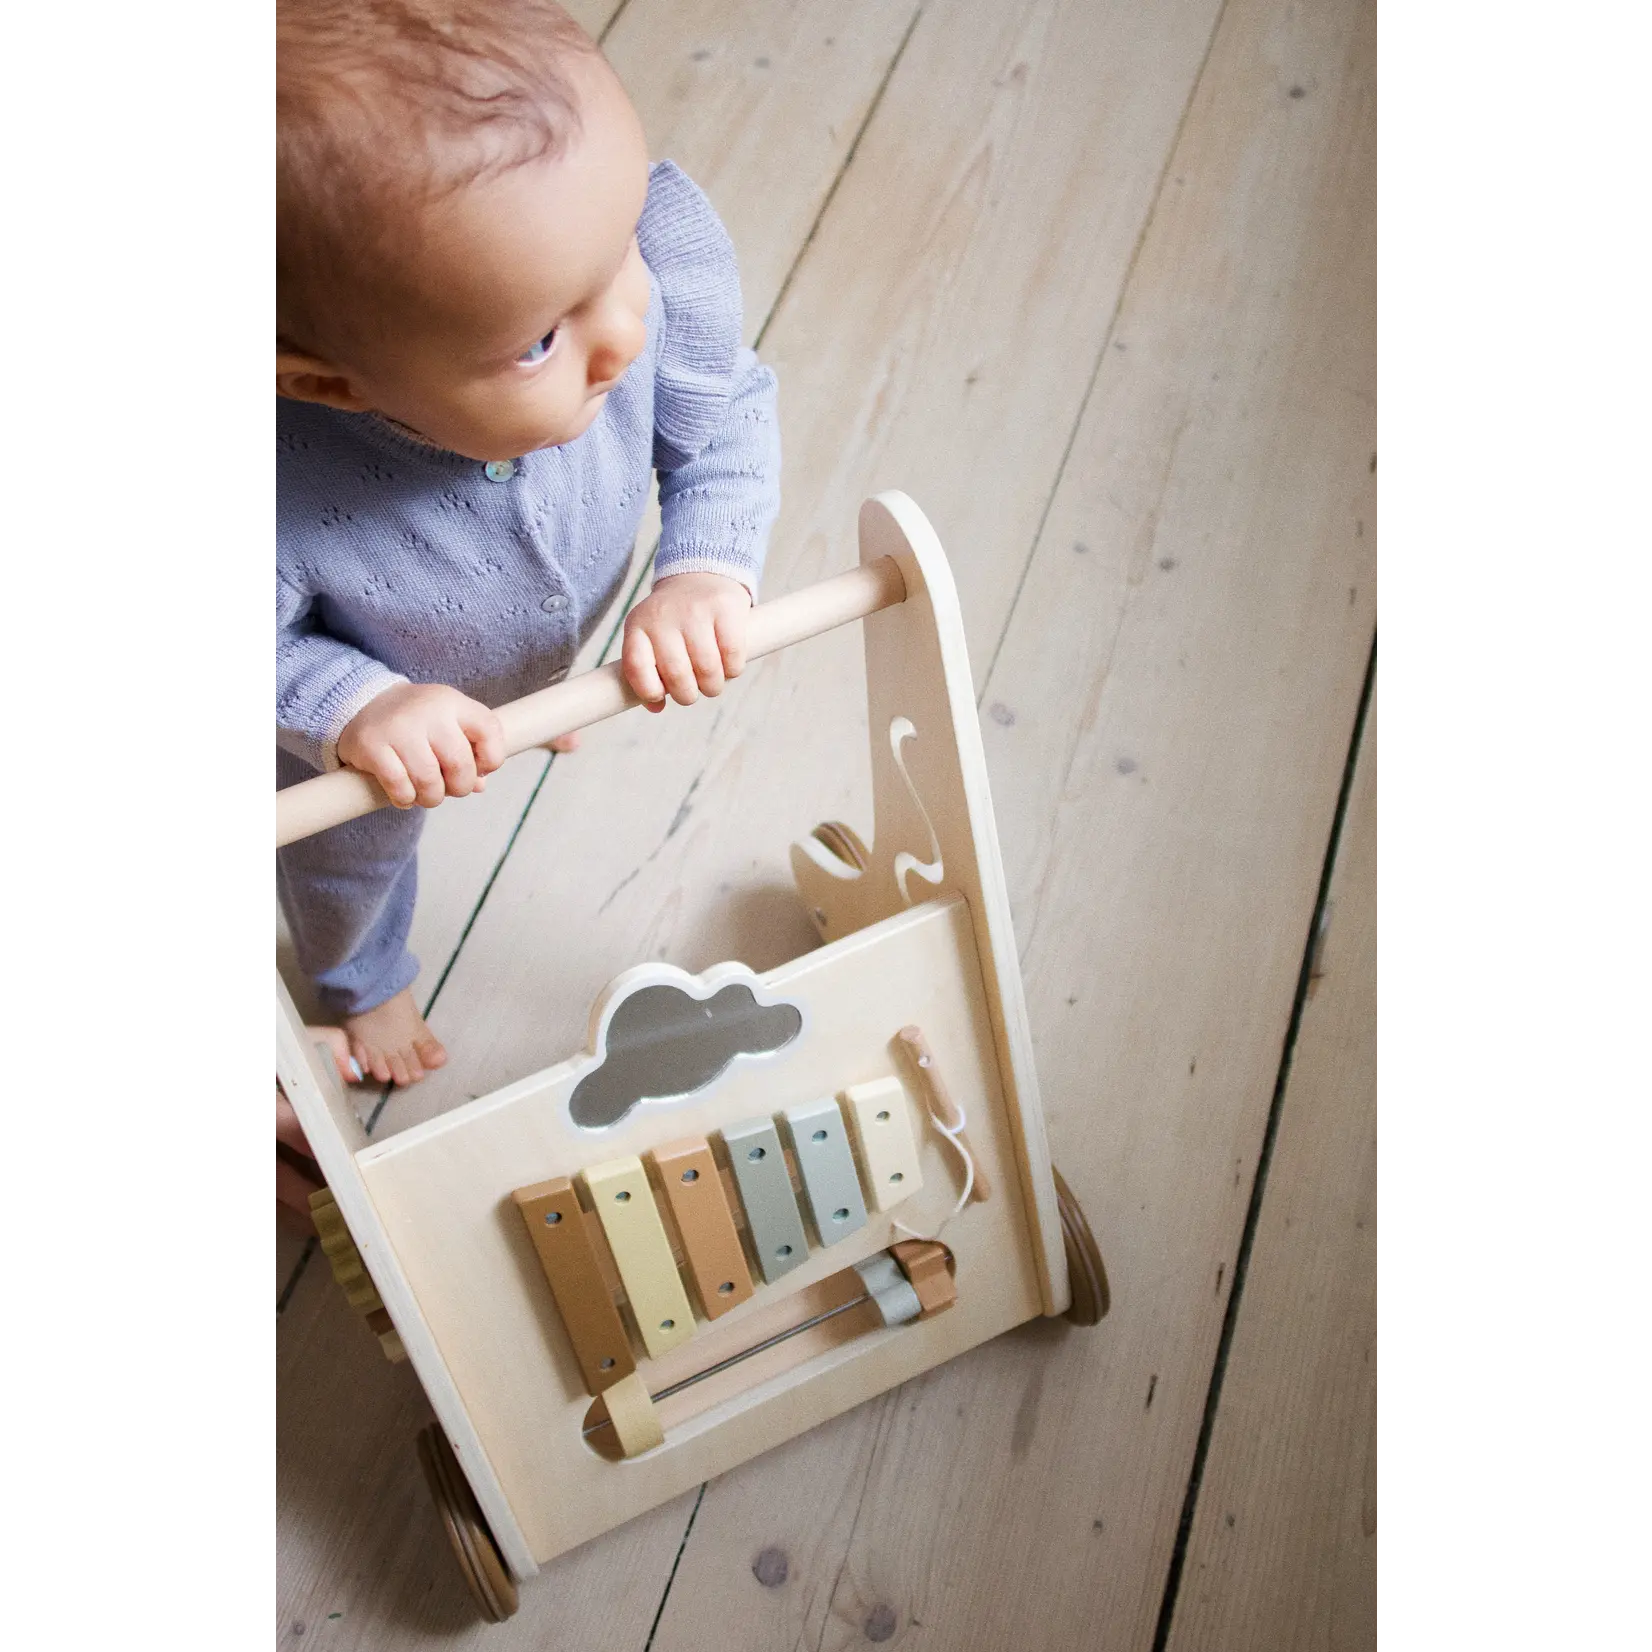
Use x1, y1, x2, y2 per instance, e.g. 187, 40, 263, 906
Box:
276, 492, 1109, 1623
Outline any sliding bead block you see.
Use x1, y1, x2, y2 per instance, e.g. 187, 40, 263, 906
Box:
512, 1177, 636, 1395
650, 1136, 754, 1320
782, 1098, 868, 1247
891, 1239, 958, 1319
583, 1157, 696, 1361
842, 1077, 924, 1213
721, 1117, 811, 1285
853, 1250, 923, 1327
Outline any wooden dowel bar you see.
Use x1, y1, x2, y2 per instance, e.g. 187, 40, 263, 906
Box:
276, 555, 908, 848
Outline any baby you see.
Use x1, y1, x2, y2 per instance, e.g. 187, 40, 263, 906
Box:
276, 0, 780, 1088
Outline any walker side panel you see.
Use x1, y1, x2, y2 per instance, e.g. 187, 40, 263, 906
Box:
276, 981, 539, 1580
791, 492, 1067, 1312
357, 896, 1045, 1565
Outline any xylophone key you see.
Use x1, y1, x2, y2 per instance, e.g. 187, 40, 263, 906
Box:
650, 1137, 754, 1320
512, 1176, 637, 1395
583, 1157, 697, 1360
722, 1117, 811, 1285
782, 1098, 868, 1246
842, 1077, 924, 1212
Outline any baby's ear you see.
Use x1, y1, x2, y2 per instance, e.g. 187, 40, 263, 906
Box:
276, 349, 373, 412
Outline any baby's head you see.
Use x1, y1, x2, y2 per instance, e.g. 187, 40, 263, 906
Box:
277, 0, 651, 461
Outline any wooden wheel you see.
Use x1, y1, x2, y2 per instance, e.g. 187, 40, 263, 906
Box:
1053, 1166, 1110, 1326
811, 820, 870, 871
416, 1423, 520, 1623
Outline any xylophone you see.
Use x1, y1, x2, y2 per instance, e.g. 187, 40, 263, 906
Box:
278, 493, 1109, 1622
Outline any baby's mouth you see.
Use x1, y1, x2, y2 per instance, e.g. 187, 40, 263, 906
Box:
534, 398, 606, 451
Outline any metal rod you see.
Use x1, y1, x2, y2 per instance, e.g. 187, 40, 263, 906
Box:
582, 1294, 871, 1437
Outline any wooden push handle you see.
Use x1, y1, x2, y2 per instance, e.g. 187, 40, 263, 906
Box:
276, 555, 908, 848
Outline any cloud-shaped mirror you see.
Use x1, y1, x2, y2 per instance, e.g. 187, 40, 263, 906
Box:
569, 980, 803, 1129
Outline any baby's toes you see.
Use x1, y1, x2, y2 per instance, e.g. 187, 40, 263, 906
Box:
413, 1032, 449, 1072
355, 1040, 394, 1086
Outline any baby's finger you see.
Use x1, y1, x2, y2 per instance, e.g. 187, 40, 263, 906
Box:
432, 725, 479, 798
623, 626, 667, 709
309, 1025, 359, 1086
368, 745, 416, 808
395, 741, 447, 809
685, 621, 725, 697
715, 607, 748, 680
652, 629, 700, 707
461, 706, 506, 775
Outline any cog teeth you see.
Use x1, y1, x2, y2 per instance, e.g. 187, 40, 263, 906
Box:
319, 1233, 359, 1271
304, 1185, 397, 1357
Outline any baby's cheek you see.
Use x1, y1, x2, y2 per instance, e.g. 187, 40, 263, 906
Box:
525, 373, 591, 449
622, 252, 651, 319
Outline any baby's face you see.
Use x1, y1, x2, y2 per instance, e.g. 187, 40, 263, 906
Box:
324, 59, 652, 462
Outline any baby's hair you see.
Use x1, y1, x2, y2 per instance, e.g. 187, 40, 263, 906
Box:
278, 0, 597, 361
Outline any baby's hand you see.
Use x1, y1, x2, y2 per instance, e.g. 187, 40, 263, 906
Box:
622, 572, 752, 710
337, 683, 504, 808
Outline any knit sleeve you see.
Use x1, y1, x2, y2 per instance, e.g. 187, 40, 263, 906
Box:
276, 568, 406, 773
653, 349, 780, 597
638, 160, 748, 470
639, 161, 781, 596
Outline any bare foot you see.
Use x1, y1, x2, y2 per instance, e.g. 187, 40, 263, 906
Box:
344, 989, 448, 1087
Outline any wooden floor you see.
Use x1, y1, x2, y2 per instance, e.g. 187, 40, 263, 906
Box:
277, 0, 1375, 1646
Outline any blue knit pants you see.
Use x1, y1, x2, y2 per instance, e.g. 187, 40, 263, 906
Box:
277, 748, 423, 1018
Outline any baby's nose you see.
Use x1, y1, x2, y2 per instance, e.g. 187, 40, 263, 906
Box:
587, 308, 647, 392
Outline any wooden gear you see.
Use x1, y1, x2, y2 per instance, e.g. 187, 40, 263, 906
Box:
275, 493, 1109, 1623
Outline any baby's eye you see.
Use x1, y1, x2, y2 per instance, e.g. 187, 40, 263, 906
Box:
517, 327, 560, 366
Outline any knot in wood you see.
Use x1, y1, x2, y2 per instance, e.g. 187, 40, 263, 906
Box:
752, 1546, 789, 1588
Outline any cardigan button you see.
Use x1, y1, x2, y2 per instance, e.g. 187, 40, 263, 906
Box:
541, 594, 568, 614
483, 459, 517, 482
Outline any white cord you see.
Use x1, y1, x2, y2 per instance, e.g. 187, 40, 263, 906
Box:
893, 1094, 976, 1242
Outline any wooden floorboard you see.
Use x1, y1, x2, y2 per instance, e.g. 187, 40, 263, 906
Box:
1162, 693, 1375, 1652
277, 1228, 700, 1648
276, 0, 1377, 1642
650, 0, 1375, 1645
